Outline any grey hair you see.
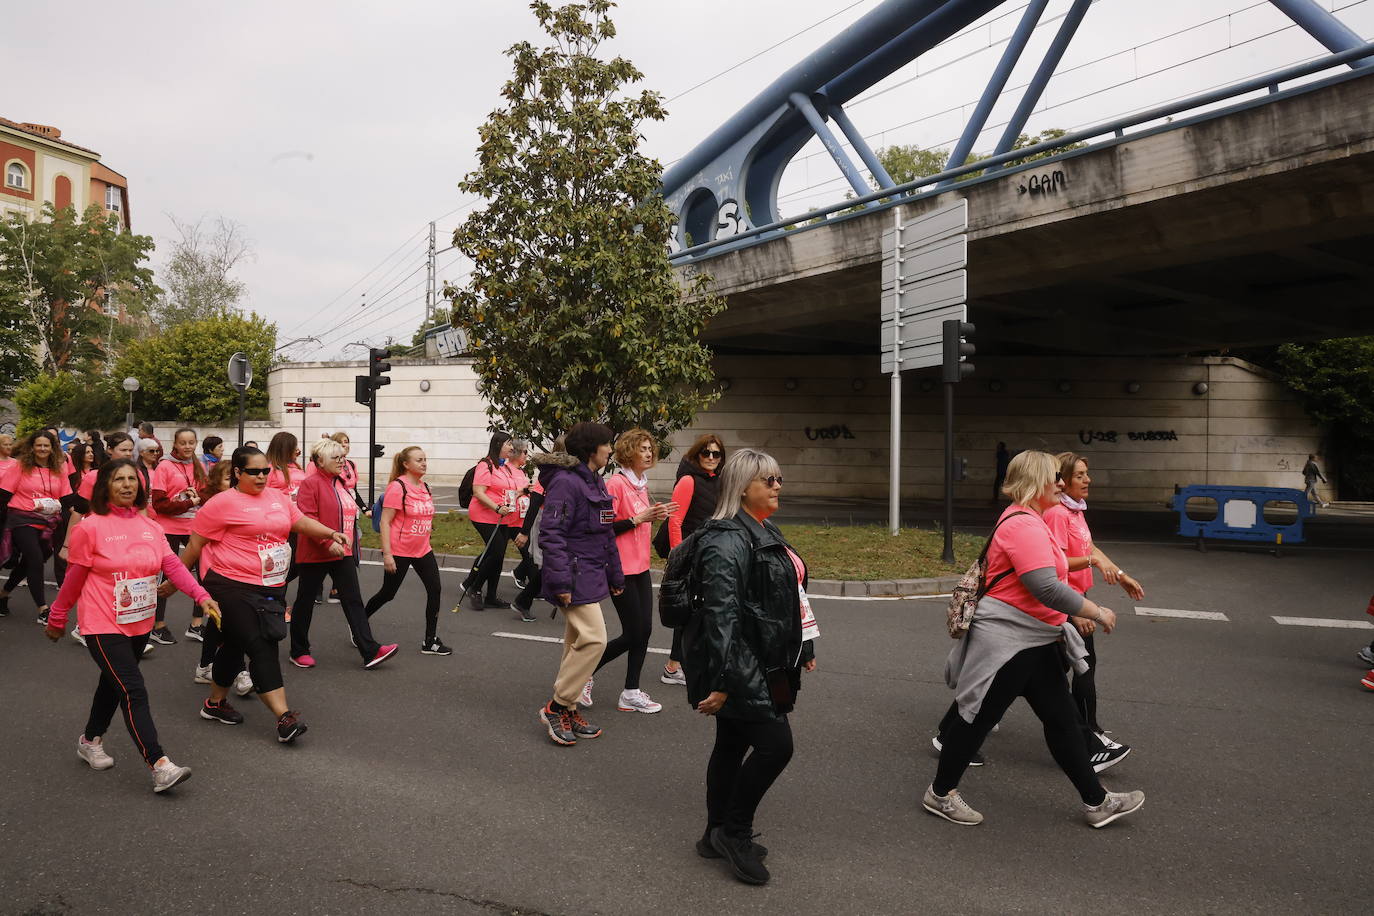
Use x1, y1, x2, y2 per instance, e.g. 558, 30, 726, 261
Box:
711, 448, 782, 521
310, 438, 345, 465
510, 438, 532, 454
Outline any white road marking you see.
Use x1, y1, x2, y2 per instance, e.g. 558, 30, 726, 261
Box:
492, 631, 669, 654
1135, 606, 1230, 621
1272, 616, 1374, 629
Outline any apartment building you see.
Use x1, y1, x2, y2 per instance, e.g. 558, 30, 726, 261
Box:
1, 117, 129, 229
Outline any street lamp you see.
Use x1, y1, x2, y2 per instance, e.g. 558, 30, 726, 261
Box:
122, 376, 140, 432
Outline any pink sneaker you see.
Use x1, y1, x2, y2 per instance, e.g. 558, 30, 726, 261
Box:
1361, 670, 1374, 691
290, 655, 316, 669
365, 644, 399, 669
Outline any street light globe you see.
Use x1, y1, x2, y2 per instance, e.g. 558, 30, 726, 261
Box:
122, 377, 140, 393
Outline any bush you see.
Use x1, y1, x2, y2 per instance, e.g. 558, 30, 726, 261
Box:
13, 373, 81, 435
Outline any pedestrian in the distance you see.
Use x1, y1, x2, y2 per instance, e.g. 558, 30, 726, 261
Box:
536, 422, 624, 746
265, 432, 303, 503
202, 436, 224, 471
685, 448, 817, 887
43, 458, 214, 793
193, 457, 253, 699
0, 430, 73, 624
925, 450, 1144, 829
149, 427, 211, 646
660, 433, 725, 686
460, 432, 516, 611
1302, 453, 1329, 509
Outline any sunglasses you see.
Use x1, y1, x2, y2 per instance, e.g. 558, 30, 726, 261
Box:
1055, 472, 1064, 483
700, 449, 723, 458
240, 467, 272, 477
759, 475, 784, 487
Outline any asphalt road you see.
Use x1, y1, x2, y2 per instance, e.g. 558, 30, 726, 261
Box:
1, 538, 1370, 915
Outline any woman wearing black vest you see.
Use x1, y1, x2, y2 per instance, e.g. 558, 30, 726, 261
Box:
659, 434, 725, 686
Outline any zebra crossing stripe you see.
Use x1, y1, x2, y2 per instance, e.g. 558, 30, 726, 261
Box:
1272, 616, 1374, 629
1135, 607, 1229, 621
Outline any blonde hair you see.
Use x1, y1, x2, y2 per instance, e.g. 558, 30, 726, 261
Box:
712, 448, 782, 520
329, 431, 350, 445
310, 438, 344, 466
613, 428, 656, 470
1002, 450, 1061, 507
389, 446, 424, 483
0, 433, 12, 458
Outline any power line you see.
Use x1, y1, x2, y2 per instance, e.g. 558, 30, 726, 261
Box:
278, 225, 426, 338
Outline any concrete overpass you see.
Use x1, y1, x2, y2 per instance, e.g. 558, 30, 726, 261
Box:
682, 69, 1374, 358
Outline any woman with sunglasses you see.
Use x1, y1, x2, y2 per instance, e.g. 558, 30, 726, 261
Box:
659, 433, 725, 686
43, 458, 215, 793
0, 430, 74, 623
180, 447, 348, 744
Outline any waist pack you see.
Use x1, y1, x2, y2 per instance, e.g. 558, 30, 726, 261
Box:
946, 511, 1029, 639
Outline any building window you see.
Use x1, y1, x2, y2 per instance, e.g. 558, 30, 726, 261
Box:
5, 162, 27, 190
104, 184, 122, 211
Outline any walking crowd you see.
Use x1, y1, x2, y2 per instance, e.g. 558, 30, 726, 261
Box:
37, 415, 1374, 886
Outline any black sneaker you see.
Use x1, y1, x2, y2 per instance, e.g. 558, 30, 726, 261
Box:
199, 699, 244, 725
709, 827, 770, 885
36, 609, 50, 626
0, 595, 9, 617
1088, 740, 1131, 773
484, 596, 511, 609
514, 603, 537, 623
149, 626, 177, 646
696, 829, 768, 860
567, 707, 601, 739
420, 638, 453, 656
931, 735, 985, 767
185, 624, 205, 642
463, 589, 485, 612
539, 704, 576, 746
514, 572, 529, 589
276, 710, 307, 743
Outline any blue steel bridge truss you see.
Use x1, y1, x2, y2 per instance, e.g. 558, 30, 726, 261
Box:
662, 0, 1373, 263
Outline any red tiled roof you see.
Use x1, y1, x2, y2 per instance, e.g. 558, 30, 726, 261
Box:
0, 117, 101, 157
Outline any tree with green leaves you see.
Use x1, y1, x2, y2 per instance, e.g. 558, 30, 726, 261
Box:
450, 0, 724, 449
150, 214, 253, 327
1276, 337, 1374, 498
12, 371, 123, 435
411, 305, 453, 348
874, 129, 1087, 186
115, 312, 276, 424
0, 203, 157, 388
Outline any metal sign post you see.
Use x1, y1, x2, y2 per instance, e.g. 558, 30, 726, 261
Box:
226, 352, 252, 447
283, 397, 319, 451
881, 199, 968, 536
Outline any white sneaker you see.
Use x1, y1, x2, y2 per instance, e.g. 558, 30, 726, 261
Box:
579, 677, 594, 707
233, 670, 254, 697
617, 689, 662, 714
194, 664, 213, 685
922, 785, 983, 825
70, 624, 86, 647
660, 665, 686, 686
151, 757, 192, 793
1085, 789, 1145, 828
1357, 646, 1374, 667
77, 736, 115, 770
142, 642, 155, 656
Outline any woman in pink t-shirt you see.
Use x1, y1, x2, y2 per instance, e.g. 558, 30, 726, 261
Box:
264, 432, 304, 503
927, 451, 1143, 830
148, 428, 213, 646
363, 446, 449, 655
43, 458, 215, 793
0, 430, 73, 622
459, 432, 516, 611
180, 446, 347, 745
585, 428, 676, 713
1043, 452, 1147, 771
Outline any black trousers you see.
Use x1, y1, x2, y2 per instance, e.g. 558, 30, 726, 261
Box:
463, 521, 508, 600
934, 642, 1105, 805
670, 627, 684, 664
4, 525, 50, 609
515, 566, 542, 611
706, 715, 794, 837
1072, 632, 1102, 735
156, 533, 192, 624
595, 570, 654, 690
204, 571, 286, 694
291, 559, 381, 662
84, 632, 163, 767
53, 510, 69, 584
363, 551, 442, 643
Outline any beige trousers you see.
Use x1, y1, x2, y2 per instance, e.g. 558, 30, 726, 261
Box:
552, 602, 608, 709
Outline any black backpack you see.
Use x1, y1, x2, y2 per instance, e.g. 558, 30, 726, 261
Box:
658, 529, 706, 628
458, 464, 478, 509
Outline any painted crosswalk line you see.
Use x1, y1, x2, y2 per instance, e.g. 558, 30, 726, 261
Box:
1135, 606, 1230, 621
1272, 616, 1374, 629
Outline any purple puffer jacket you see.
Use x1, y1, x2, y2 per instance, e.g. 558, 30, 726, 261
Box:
539, 461, 624, 606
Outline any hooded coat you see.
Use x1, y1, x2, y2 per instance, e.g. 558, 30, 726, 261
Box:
538, 458, 624, 606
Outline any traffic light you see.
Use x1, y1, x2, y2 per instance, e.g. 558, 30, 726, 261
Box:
371, 443, 385, 458
942, 319, 975, 383
354, 374, 372, 407
368, 347, 392, 391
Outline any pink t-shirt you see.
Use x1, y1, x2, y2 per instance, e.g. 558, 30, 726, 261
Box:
503, 466, 530, 529
0, 462, 71, 521
468, 460, 511, 525
982, 505, 1070, 626
66, 510, 179, 636
193, 486, 303, 587
267, 464, 303, 503
384, 477, 434, 558
1043, 503, 1094, 595
607, 471, 651, 575
333, 474, 359, 547
77, 468, 98, 501
152, 459, 203, 536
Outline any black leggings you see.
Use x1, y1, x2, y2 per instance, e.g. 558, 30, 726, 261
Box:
670, 627, 684, 664
595, 570, 653, 690
463, 522, 508, 600
204, 571, 286, 694
292, 558, 381, 662
4, 525, 51, 609
156, 533, 192, 624
85, 632, 162, 767
365, 551, 442, 642
706, 715, 794, 837
934, 642, 1105, 805
1072, 632, 1102, 735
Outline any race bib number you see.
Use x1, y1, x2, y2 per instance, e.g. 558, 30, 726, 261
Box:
799, 585, 820, 641
258, 541, 291, 586
115, 575, 158, 625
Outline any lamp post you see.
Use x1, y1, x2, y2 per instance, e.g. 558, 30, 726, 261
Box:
122, 376, 140, 433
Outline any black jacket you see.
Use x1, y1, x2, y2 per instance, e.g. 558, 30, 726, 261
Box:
674, 458, 719, 540
684, 511, 815, 721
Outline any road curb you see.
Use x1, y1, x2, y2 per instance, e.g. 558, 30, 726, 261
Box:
359, 548, 958, 596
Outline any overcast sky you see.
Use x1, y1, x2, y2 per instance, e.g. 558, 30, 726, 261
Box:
10, 0, 1371, 358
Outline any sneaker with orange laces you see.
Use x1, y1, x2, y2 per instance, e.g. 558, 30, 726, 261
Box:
1361, 670, 1374, 691
538, 703, 576, 746
567, 707, 602, 740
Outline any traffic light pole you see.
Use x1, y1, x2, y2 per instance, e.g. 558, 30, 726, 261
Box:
368, 394, 377, 506
942, 379, 956, 564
